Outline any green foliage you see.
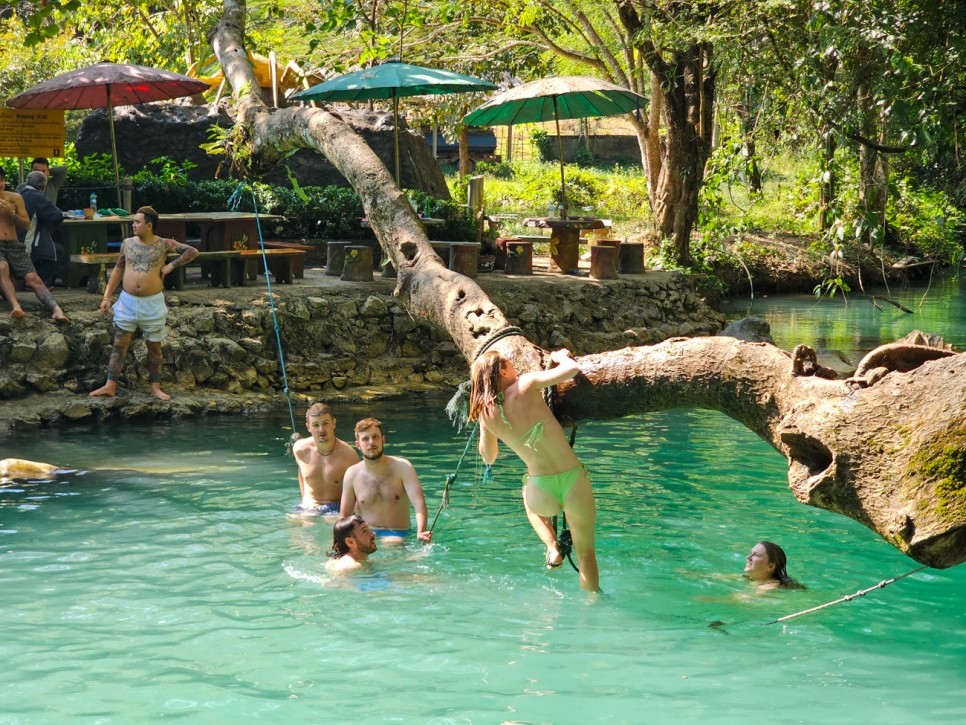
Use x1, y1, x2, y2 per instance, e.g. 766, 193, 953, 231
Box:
133, 157, 199, 185
529, 130, 557, 163
406, 189, 477, 241
469, 160, 650, 238
889, 178, 965, 263
813, 276, 851, 302
474, 161, 514, 179
573, 137, 594, 166
54, 161, 373, 240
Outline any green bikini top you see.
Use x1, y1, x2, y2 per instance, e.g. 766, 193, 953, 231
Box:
496, 392, 550, 451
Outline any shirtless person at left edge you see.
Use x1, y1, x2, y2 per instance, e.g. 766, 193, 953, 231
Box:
90, 205, 198, 400
0, 167, 68, 322
292, 403, 360, 516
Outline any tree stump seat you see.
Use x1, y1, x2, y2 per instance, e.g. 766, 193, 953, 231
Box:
341, 245, 374, 281
590, 244, 619, 279
326, 241, 349, 276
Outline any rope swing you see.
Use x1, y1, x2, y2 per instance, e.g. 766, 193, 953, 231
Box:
428, 422, 479, 536
229, 183, 299, 451
763, 564, 929, 625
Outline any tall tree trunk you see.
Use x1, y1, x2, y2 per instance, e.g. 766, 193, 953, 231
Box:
818, 54, 839, 232
627, 70, 663, 220
856, 42, 882, 246
458, 124, 471, 179
652, 44, 715, 267
210, 1, 966, 570
818, 131, 837, 232
737, 83, 763, 194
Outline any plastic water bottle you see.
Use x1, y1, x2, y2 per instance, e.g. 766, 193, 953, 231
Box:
557, 202, 565, 219
89, 192, 97, 215
547, 200, 556, 219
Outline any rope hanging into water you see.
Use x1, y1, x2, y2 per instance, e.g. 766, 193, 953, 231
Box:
429, 422, 479, 535
763, 564, 929, 625
229, 183, 298, 448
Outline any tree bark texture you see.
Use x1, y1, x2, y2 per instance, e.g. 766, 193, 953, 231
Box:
211, 1, 966, 570
555, 337, 966, 569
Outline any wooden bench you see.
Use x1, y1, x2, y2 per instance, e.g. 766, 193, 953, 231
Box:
166, 249, 305, 289
234, 248, 307, 285
260, 241, 314, 278
165, 250, 239, 290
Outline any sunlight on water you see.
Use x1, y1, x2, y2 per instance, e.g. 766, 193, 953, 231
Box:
1, 277, 965, 722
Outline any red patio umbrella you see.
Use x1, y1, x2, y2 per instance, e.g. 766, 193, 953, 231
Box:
7, 62, 211, 206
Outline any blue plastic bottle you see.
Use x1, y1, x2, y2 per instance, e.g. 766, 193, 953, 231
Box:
89, 192, 97, 215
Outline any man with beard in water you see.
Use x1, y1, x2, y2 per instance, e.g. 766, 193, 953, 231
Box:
325, 515, 378, 573
339, 418, 432, 544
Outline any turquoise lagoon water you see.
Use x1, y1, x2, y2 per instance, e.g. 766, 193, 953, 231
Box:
1, 277, 966, 723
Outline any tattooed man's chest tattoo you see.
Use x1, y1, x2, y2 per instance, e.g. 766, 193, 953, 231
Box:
123, 240, 168, 272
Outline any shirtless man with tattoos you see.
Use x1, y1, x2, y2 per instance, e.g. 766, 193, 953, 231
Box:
89, 205, 198, 400
0, 167, 69, 322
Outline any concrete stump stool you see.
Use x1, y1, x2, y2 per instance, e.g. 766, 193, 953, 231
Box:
449, 242, 479, 278
494, 236, 521, 270
548, 226, 581, 274
341, 246, 374, 282
590, 244, 619, 279
618, 242, 645, 274
504, 240, 533, 275
326, 241, 349, 277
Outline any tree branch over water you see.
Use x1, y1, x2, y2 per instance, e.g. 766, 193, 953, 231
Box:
209, 0, 966, 569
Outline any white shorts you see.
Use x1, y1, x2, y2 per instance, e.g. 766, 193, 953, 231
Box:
113, 290, 168, 342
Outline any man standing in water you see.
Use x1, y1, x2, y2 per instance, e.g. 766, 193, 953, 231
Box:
292, 402, 359, 516
326, 515, 378, 573
89, 206, 198, 400
0, 168, 69, 322
340, 418, 433, 544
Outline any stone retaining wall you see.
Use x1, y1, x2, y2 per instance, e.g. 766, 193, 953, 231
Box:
0, 271, 723, 429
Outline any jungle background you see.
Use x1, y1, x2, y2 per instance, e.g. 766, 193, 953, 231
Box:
1, 0, 964, 298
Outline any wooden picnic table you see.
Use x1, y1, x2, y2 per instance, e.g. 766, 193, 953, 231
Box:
522, 216, 607, 273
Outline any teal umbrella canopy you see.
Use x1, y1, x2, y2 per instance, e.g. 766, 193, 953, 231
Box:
463, 76, 646, 213
462, 76, 645, 127
292, 61, 496, 185
291, 61, 496, 103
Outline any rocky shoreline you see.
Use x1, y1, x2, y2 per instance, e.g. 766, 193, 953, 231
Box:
0, 263, 725, 433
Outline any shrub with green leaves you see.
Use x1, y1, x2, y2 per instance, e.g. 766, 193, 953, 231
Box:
889, 178, 965, 263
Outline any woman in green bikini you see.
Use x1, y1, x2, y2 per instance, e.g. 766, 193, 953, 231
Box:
468, 348, 599, 592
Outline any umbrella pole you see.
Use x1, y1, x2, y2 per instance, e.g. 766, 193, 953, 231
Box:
107, 87, 122, 208
553, 96, 567, 216
393, 93, 401, 187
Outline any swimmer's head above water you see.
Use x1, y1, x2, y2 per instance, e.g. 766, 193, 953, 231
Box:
744, 541, 793, 587
329, 514, 378, 560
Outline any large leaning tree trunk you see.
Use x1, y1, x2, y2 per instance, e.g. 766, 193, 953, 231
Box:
210, 1, 966, 569
617, 1, 715, 268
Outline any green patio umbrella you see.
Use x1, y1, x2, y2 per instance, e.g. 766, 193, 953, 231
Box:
463, 76, 646, 214
292, 61, 496, 185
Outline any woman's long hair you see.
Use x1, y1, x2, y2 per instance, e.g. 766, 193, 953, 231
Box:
760, 541, 791, 584
329, 515, 365, 558
468, 350, 503, 422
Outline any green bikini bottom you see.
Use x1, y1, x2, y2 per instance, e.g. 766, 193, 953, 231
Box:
526, 464, 585, 506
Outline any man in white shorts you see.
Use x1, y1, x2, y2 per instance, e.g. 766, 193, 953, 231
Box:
89, 206, 198, 400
